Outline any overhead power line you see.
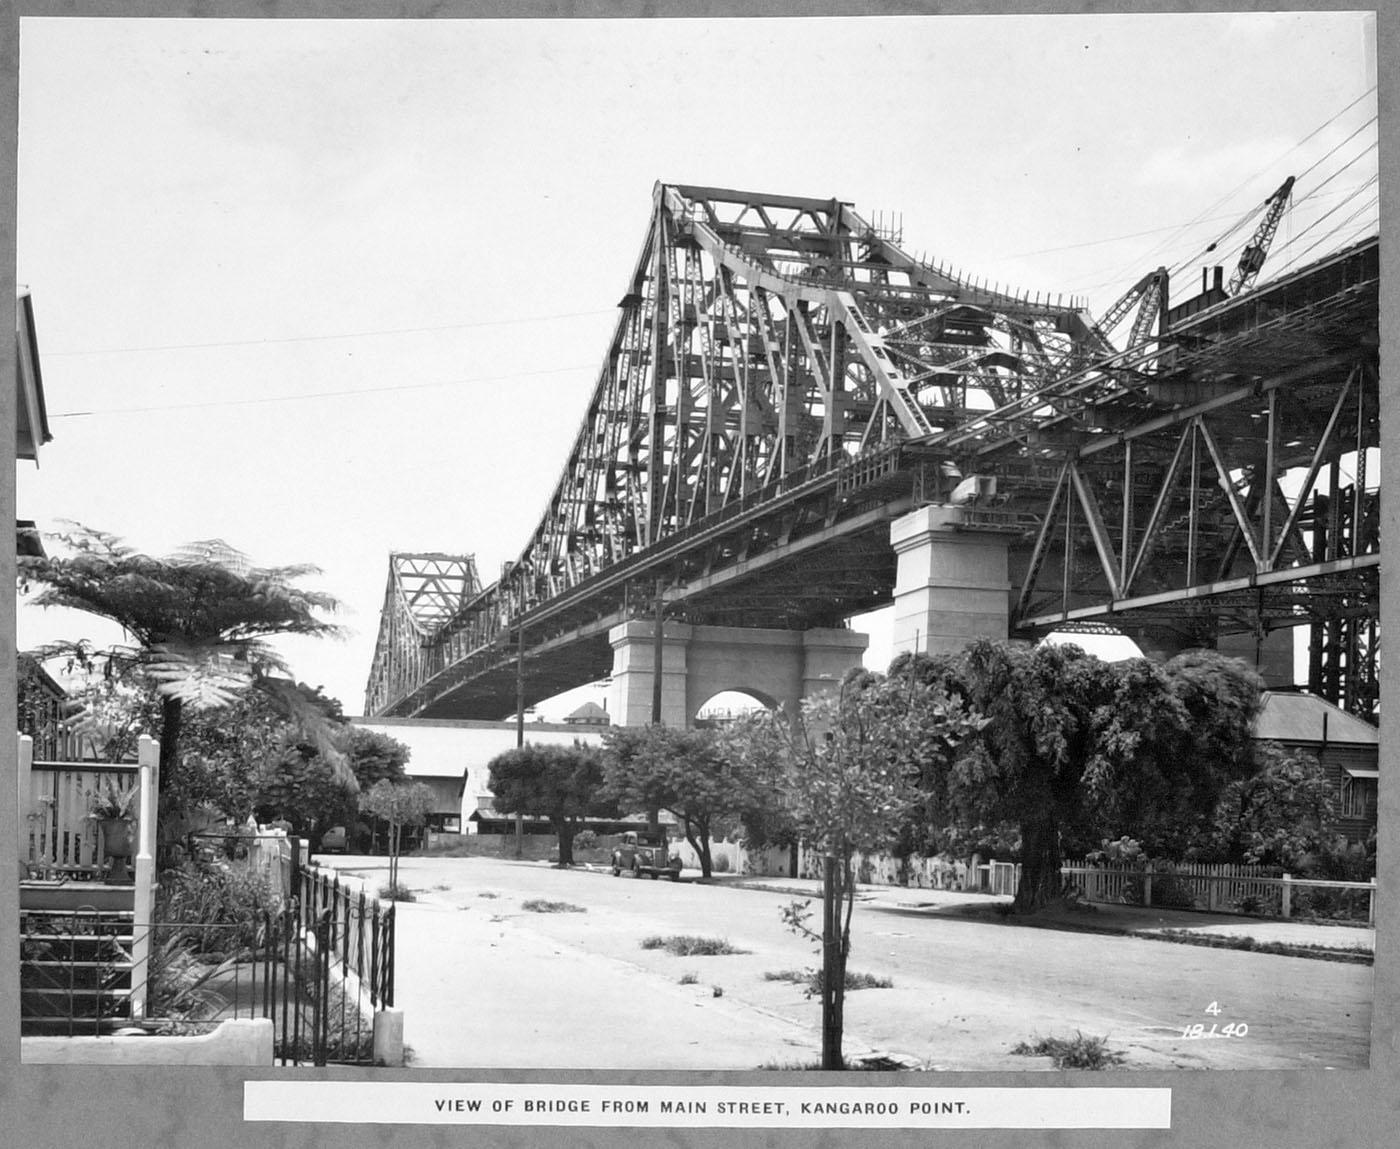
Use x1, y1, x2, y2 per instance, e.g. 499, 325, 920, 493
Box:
1098, 85, 1377, 294
43, 307, 618, 359
49, 363, 597, 419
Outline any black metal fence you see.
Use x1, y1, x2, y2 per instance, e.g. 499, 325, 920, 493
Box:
20, 869, 396, 1066
296, 866, 395, 1012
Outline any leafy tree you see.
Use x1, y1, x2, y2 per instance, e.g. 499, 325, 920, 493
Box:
734, 669, 981, 1069
890, 640, 1263, 913
487, 743, 612, 866
253, 740, 358, 847
359, 780, 435, 895
1206, 741, 1336, 868
18, 525, 346, 804
345, 726, 411, 789
601, 724, 756, 879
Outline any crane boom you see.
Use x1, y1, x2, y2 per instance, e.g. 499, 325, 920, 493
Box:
1227, 175, 1295, 295
1090, 267, 1169, 353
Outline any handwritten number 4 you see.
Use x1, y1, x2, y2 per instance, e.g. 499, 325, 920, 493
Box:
1204, 1002, 1222, 1016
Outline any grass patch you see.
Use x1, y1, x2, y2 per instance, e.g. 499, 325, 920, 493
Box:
679, 971, 699, 985
764, 967, 893, 994
521, 899, 587, 914
1144, 929, 1372, 963
477, 891, 498, 899
1011, 1032, 1124, 1070
640, 935, 749, 956
377, 881, 415, 903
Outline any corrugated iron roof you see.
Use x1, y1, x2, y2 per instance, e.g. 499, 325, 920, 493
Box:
1255, 691, 1379, 746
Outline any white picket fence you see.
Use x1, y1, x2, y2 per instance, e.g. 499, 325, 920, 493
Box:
1061, 858, 1376, 923
675, 838, 1375, 922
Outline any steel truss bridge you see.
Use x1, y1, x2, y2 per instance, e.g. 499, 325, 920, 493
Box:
365, 183, 1379, 722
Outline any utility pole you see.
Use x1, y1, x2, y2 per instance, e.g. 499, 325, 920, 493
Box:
515, 623, 525, 858
651, 577, 665, 726
649, 578, 664, 833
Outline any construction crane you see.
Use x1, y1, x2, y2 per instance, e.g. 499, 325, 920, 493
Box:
1227, 175, 1295, 295
1088, 266, 1170, 354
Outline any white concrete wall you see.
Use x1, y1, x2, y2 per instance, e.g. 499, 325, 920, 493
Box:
22, 1018, 273, 1065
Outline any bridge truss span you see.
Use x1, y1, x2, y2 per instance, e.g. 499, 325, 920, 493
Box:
365, 183, 1110, 718
364, 184, 1379, 723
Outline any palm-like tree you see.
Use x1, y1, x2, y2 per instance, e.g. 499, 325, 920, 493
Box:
19, 524, 349, 794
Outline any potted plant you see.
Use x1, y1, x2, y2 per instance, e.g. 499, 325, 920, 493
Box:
89, 779, 140, 882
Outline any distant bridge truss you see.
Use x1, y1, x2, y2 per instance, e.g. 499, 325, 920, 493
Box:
365, 183, 1379, 723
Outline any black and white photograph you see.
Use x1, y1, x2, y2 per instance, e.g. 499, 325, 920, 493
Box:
3, 3, 1393, 1147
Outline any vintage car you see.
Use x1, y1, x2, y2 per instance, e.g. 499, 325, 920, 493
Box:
319, 825, 348, 854
610, 829, 683, 880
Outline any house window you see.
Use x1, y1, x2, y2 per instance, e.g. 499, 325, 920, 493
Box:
1340, 773, 1378, 820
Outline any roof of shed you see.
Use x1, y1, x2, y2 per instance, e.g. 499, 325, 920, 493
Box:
1255, 691, 1379, 746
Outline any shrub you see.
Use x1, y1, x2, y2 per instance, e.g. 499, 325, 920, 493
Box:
711, 853, 731, 874
679, 971, 698, 985
640, 935, 748, 956
521, 899, 586, 914
1150, 874, 1198, 910
378, 881, 416, 902
764, 967, 893, 996
1012, 1032, 1124, 1070
155, 862, 279, 953
573, 830, 599, 851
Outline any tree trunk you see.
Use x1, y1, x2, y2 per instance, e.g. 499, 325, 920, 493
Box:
820, 852, 847, 1070
683, 817, 711, 878
1013, 809, 1062, 913
158, 693, 183, 796
556, 821, 575, 867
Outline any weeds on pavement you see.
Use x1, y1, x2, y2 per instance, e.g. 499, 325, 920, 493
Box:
764, 967, 893, 996
640, 935, 749, 956
522, 899, 587, 914
1011, 1031, 1124, 1070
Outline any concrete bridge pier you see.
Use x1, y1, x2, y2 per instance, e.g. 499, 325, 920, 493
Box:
606, 621, 868, 727
889, 505, 1016, 660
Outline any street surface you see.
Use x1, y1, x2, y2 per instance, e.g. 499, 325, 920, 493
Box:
319, 855, 1373, 1072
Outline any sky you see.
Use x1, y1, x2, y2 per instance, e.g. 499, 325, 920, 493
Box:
13, 11, 1380, 719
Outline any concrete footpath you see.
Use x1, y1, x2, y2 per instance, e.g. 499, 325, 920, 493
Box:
713, 873, 1376, 955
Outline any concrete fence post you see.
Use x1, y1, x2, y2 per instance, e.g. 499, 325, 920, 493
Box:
373, 1009, 405, 1067
1369, 878, 1376, 925
130, 735, 160, 1018
18, 735, 33, 867
1281, 874, 1292, 918
1143, 861, 1154, 908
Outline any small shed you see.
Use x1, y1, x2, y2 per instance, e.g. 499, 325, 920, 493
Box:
563, 701, 611, 726
1255, 691, 1379, 842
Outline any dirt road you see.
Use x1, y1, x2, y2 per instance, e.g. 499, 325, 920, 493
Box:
321, 854, 1373, 1073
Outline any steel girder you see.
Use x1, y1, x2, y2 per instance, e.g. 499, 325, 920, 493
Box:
991, 238, 1379, 716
